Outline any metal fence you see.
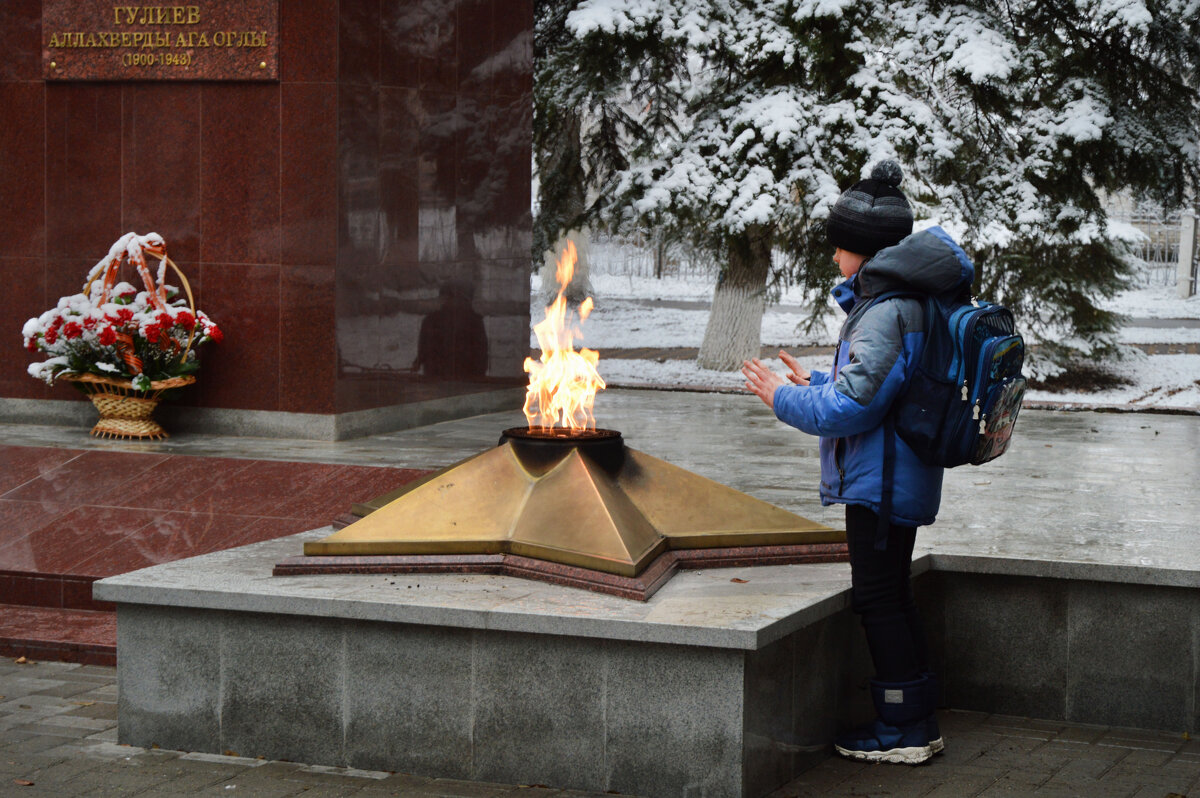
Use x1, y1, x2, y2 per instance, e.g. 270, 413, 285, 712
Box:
592, 212, 1191, 292
589, 234, 720, 280
1107, 206, 1183, 288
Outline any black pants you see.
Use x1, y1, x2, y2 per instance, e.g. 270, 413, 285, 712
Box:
845, 504, 930, 682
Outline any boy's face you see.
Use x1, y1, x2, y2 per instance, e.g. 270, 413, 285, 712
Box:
833, 248, 867, 280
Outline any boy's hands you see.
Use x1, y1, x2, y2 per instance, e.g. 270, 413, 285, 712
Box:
778, 350, 811, 385
742, 358, 787, 409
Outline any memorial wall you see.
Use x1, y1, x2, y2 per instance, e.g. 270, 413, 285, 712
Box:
0, 0, 533, 438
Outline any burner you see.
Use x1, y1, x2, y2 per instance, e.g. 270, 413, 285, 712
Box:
500, 427, 624, 475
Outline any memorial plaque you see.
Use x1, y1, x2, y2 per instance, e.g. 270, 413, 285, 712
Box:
43, 1, 279, 81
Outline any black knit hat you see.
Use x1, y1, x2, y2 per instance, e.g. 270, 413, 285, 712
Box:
826, 160, 914, 257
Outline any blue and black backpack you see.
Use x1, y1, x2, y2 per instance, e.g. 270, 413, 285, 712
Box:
879, 290, 1028, 467
870, 286, 1027, 545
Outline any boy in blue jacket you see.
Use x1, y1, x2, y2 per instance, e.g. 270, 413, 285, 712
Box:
743, 160, 976, 765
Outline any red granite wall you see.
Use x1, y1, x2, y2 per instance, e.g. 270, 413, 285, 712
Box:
0, 0, 531, 417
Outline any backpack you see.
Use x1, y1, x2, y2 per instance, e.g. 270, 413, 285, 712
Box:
881, 291, 1028, 467
870, 289, 1027, 547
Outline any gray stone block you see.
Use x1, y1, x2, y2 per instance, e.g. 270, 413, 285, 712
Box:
116, 605, 221, 752
470, 630, 606, 789
742, 635, 794, 797
1067, 581, 1197, 731
219, 612, 345, 765
343, 621, 475, 779
603, 639, 743, 798
940, 573, 1068, 719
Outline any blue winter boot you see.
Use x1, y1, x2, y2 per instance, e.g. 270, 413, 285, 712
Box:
834, 676, 933, 765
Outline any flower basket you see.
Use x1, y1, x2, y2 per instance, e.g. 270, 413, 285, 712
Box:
23, 232, 222, 440
59, 372, 197, 440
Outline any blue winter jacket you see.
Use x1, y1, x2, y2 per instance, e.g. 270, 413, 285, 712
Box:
772, 227, 975, 526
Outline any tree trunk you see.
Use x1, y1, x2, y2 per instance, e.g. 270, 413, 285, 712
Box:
534, 107, 590, 303
539, 228, 592, 304
697, 226, 772, 371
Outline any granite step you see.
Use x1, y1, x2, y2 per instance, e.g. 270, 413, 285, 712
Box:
0, 603, 116, 666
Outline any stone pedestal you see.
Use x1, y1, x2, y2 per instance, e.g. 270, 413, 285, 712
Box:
96, 529, 877, 798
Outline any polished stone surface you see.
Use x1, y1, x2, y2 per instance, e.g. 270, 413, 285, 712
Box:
12, 388, 1197, 580
2, 0, 532, 418
0, 445, 427, 613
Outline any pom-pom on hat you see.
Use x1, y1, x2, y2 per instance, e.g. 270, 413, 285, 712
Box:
826, 159, 914, 257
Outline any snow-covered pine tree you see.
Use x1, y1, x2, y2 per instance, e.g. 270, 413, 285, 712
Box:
534, 0, 687, 302
554, 0, 1200, 373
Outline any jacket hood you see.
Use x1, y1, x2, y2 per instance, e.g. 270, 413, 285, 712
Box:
855, 226, 975, 299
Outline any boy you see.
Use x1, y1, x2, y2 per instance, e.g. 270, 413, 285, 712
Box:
742, 159, 975, 765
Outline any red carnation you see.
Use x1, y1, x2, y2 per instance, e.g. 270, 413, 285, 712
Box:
62, 322, 83, 339
44, 327, 58, 345
98, 326, 117, 347
157, 312, 173, 328
83, 317, 98, 330
176, 311, 195, 331
115, 308, 134, 324
144, 323, 162, 343
206, 323, 224, 344
25, 337, 38, 352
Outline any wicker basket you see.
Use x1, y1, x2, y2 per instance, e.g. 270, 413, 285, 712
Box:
62, 248, 200, 440
61, 373, 196, 440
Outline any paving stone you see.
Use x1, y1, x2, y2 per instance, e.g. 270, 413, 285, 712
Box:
356, 772, 436, 793
19, 754, 117, 788
920, 767, 1002, 798
1052, 724, 1109, 744
1129, 787, 1190, 798
9, 720, 98, 739
30, 713, 116, 732
83, 727, 119, 743
64, 700, 118, 721
417, 778, 522, 797
0, 694, 82, 712
30, 681, 102, 699
1102, 760, 1199, 792
168, 771, 310, 798
300, 763, 390, 779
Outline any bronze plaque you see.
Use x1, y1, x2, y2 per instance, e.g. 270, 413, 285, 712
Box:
43, 1, 279, 81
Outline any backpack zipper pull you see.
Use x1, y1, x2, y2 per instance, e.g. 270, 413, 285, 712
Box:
972, 401, 980, 420
979, 416, 987, 435
961, 381, 969, 401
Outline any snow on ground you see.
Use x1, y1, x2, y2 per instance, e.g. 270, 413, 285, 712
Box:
1097, 285, 1200, 319
531, 270, 1200, 411
1117, 326, 1200, 344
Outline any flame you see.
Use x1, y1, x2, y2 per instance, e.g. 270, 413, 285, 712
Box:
523, 241, 605, 432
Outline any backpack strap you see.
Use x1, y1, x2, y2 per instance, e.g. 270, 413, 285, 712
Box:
862, 289, 928, 549
876, 413, 896, 550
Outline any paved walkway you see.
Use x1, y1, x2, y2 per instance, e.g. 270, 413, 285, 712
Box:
3, 659, 1198, 797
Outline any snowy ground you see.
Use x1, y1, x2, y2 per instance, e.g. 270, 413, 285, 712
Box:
533, 272, 1200, 412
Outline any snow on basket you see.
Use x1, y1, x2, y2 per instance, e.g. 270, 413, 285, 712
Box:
22, 232, 223, 440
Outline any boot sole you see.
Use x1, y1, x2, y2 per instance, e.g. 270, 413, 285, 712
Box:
931, 737, 944, 754
834, 743, 933, 765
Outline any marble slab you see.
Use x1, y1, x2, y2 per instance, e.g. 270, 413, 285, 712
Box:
96, 528, 883, 651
